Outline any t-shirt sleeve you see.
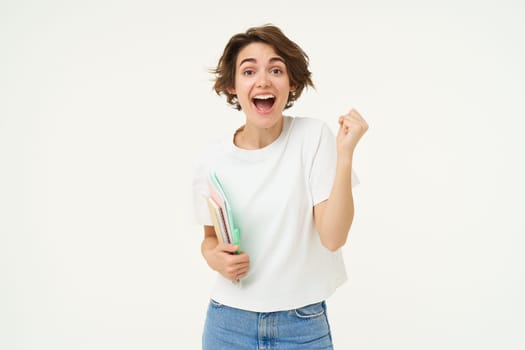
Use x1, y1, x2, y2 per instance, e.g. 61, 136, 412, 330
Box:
309, 123, 360, 205
192, 150, 213, 226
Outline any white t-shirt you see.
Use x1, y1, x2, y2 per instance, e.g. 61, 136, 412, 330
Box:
192, 116, 359, 312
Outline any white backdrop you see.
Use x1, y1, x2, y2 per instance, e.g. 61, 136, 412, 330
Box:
1, 0, 524, 349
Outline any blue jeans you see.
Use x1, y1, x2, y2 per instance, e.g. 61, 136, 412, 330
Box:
202, 299, 334, 350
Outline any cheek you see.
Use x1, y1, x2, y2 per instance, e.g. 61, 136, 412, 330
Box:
234, 81, 252, 97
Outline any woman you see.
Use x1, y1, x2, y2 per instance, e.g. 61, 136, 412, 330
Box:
192, 24, 368, 349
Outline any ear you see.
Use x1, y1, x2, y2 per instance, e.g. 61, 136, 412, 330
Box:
227, 87, 236, 94
289, 85, 296, 92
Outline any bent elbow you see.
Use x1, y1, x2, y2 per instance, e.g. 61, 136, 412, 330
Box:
321, 237, 346, 252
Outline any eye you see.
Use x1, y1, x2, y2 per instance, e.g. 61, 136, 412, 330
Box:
242, 69, 255, 76
270, 68, 283, 75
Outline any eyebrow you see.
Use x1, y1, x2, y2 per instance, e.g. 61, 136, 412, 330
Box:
239, 56, 285, 67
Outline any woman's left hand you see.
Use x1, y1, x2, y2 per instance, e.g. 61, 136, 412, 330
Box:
336, 108, 368, 159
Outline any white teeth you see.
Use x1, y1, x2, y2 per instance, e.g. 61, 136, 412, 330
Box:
253, 94, 275, 100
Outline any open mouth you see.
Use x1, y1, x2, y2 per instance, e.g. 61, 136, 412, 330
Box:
252, 94, 276, 113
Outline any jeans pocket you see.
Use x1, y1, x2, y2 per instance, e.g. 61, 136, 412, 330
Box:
209, 299, 223, 308
294, 301, 326, 319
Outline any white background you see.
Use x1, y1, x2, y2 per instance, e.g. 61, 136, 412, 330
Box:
1, 0, 524, 349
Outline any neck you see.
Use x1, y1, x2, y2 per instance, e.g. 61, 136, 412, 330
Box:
234, 117, 284, 150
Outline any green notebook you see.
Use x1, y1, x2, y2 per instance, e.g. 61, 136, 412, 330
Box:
209, 172, 241, 253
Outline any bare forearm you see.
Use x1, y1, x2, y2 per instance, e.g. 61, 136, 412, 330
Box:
201, 235, 219, 260
318, 156, 355, 251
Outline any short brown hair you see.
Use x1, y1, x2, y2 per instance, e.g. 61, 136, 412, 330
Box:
212, 24, 314, 110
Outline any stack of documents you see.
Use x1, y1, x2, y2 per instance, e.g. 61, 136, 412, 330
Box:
207, 173, 240, 253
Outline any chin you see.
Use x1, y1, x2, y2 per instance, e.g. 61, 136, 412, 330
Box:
250, 112, 282, 129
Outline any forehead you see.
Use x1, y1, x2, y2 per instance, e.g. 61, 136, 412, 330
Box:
236, 42, 284, 66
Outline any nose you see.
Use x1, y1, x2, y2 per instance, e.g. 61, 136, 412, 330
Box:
256, 72, 271, 88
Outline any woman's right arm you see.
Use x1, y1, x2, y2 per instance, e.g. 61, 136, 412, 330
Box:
201, 226, 250, 281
